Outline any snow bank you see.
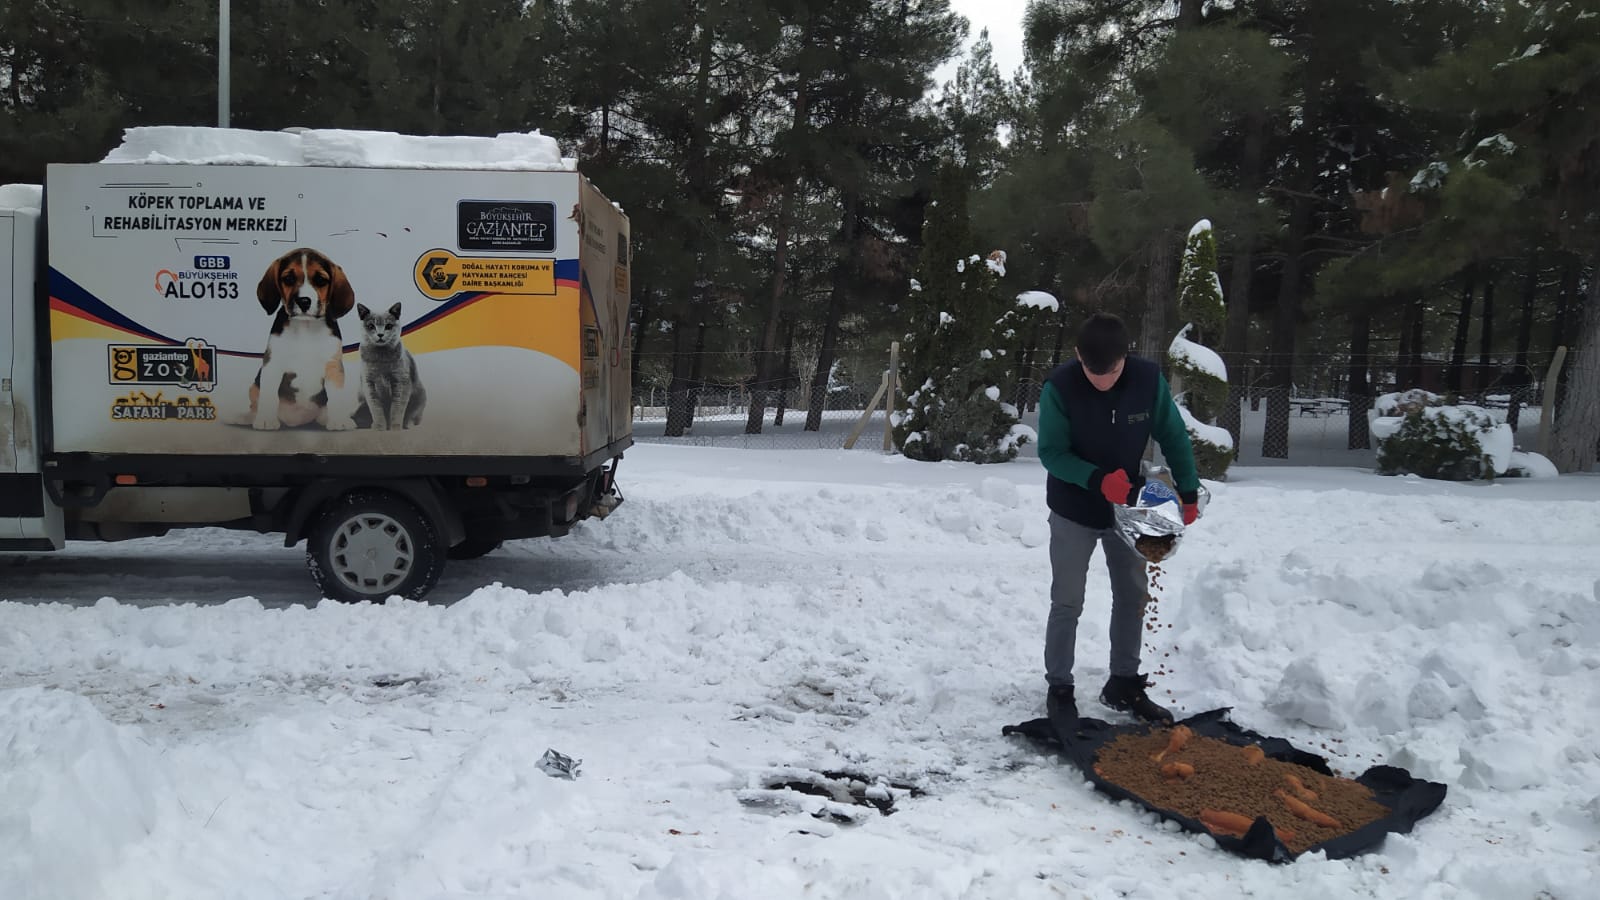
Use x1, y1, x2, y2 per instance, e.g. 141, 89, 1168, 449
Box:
1508, 450, 1559, 478
0, 687, 180, 900
1169, 324, 1227, 382
0, 183, 43, 214
100, 126, 574, 171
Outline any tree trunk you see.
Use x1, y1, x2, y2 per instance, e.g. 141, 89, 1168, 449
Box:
1401, 292, 1425, 388
1508, 256, 1538, 431
1177, 0, 1204, 29
807, 191, 860, 431
1347, 310, 1372, 450
1552, 255, 1577, 356
1549, 254, 1600, 472
745, 74, 809, 434
668, 7, 720, 438
774, 319, 795, 427
1219, 112, 1266, 447
1447, 267, 1475, 394
1478, 271, 1496, 389
630, 283, 654, 385
1261, 195, 1314, 459
1396, 307, 1413, 389
1140, 233, 1178, 360
687, 321, 709, 429
664, 317, 694, 436
745, 180, 797, 433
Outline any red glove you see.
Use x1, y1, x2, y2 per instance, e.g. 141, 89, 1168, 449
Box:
1098, 469, 1133, 506
1182, 503, 1199, 526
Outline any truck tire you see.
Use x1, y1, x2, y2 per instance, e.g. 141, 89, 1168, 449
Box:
447, 537, 503, 560
306, 490, 446, 603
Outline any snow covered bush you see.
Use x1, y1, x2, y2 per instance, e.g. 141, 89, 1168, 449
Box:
1370, 390, 1514, 481
1168, 219, 1234, 479
894, 166, 1029, 464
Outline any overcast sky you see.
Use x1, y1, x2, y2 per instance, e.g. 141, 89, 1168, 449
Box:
947, 0, 1030, 83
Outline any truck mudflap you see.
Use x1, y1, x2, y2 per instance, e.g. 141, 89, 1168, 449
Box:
0, 474, 65, 551
588, 458, 623, 520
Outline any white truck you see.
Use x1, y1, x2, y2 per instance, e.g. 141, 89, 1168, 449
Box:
1, 127, 632, 602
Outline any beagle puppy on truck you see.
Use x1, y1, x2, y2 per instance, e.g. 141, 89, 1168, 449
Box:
246, 247, 358, 431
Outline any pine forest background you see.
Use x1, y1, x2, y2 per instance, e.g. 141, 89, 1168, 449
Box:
5, 0, 1599, 468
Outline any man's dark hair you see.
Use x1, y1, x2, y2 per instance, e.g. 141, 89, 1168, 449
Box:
1076, 312, 1131, 374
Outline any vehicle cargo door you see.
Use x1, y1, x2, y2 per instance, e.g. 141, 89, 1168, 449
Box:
577, 178, 632, 457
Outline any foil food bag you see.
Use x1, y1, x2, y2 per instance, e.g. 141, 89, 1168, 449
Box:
1113, 478, 1210, 563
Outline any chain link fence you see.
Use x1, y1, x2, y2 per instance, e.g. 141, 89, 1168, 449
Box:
1233, 384, 1547, 466
631, 378, 1550, 466
631, 383, 895, 450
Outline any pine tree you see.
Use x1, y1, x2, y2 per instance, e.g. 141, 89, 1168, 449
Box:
1168, 219, 1233, 479
1397, 1, 1600, 472
893, 166, 1029, 463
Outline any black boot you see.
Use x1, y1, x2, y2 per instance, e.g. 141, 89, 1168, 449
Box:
1046, 684, 1080, 742
1099, 674, 1174, 725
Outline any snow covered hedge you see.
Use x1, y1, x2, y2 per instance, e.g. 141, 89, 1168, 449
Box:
1370, 390, 1514, 481
1168, 220, 1234, 480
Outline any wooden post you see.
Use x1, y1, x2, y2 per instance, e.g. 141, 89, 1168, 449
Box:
882, 341, 899, 452
1538, 345, 1567, 457
843, 373, 889, 450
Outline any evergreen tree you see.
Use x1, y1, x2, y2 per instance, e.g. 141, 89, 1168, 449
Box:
1168, 219, 1233, 478
893, 166, 1028, 463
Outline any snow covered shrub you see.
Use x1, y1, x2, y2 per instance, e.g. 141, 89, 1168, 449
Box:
1168, 220, 1235, 479
899, 374, 1033, 464
1370, 390, 1513, 481
894, 166, 1030, 464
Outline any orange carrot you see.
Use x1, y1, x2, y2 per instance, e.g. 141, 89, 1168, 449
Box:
1160, 761, 1195, 780
1284, 773, 1318, 801
1199, 809, 1255, 837
1241, 745, 1265, 766
1150, 725, 1193, 762
1275, 789, 1341, 828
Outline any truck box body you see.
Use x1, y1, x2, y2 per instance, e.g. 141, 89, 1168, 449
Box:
43, 163, 631, 470
1, 187, 64, 548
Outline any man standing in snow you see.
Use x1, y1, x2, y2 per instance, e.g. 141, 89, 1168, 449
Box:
1037, 312, 1201, 737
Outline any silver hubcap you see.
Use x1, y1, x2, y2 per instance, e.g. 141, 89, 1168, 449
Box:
329, 512, 414, 596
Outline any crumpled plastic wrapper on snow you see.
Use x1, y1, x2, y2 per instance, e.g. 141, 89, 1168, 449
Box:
1113, 479, 1210, 564
538, 748, 582, 780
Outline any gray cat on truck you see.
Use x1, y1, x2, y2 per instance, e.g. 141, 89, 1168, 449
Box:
1, 128, 631, 602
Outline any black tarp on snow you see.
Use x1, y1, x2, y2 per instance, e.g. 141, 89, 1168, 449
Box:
1002, 708, 1448, 863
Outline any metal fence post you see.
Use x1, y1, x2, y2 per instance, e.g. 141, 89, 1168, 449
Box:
882, 341, 899, 452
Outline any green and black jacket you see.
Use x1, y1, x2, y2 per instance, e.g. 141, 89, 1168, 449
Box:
1037, 356, 1201, 530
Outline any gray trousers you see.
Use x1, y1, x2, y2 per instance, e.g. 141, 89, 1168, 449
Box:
1046, 512, 1150, 688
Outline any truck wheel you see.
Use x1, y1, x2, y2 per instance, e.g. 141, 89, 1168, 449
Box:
307, 490, 445, 603
447, 537, 503, 560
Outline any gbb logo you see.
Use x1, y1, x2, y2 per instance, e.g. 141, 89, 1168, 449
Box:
155, 264, 241, 301
420, 256, 458, 292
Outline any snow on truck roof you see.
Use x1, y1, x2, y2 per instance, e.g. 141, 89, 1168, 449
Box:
98, 126, 576, 172
0, 183, 43, 214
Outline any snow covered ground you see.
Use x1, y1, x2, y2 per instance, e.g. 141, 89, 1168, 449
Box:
3, 447, 1599, 900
